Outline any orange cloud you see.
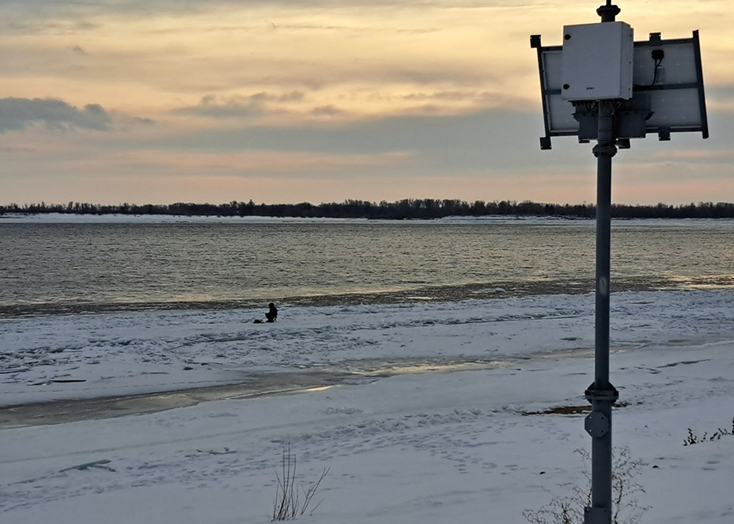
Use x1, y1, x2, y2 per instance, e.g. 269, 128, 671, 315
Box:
54, 150, 415, 176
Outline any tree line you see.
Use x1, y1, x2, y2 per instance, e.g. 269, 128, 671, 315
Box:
2, 199, 734, 220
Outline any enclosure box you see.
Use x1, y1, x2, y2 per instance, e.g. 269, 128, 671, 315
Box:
531, 31, 709, 149
561, 22, 634, 101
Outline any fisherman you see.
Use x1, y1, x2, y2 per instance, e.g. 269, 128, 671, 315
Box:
265, 303, 278, 323
253, 303, 278, 324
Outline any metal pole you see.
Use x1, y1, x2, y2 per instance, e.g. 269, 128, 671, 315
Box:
584, 3, 621, 524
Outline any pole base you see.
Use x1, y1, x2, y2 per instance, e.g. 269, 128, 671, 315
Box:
584, 506, 610, 524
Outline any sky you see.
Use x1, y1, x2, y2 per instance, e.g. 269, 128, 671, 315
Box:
0, 0, 732, 206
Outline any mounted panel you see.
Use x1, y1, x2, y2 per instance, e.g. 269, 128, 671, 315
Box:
531, 31, 708, 149
634, 33, 709, 138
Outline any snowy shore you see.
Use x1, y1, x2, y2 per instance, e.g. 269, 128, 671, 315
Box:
1, 290, 733, 523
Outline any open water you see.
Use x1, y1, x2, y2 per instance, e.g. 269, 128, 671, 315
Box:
1, 218, 733, 317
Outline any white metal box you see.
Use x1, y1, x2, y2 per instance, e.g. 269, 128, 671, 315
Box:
561, 22, 633, 101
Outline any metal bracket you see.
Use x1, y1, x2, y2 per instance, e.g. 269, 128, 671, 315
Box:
573, 94, 653, 144
585, 411, 610, 438
584, 382, 619, 402
584, 506, 610, 524
531, 33, 556, 150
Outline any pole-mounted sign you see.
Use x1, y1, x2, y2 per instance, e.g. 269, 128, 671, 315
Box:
530, 2, 708, 523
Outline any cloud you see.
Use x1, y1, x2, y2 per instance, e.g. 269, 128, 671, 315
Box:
0, 1, 552, 21
147, 107, 553, 171
0, 98, 154, 133
174, 92, 305, 119
112, 114, 157, 127
0, 98, 112, 133
70, 45, 87, 55
110, 149, 414, 176
396, 27, 441, 34
250, 91, 304, 103
706, 83, 734, 113
401, 90, 500, 102
0, 145, 36, 153
310, 105, 344, 116
650, 149, 734, 161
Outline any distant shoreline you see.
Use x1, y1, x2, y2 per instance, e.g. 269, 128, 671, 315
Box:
2, 212, 734, 224
0, 213, 375, 224
3, 199, 734, 220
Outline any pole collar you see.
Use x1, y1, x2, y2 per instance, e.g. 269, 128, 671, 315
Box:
597, 2, 620, 22
592, 143, 618, 158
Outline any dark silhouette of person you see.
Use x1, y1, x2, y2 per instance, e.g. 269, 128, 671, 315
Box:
265, 303, 278, 323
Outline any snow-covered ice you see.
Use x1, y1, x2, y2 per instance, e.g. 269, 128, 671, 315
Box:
1, 290, 733, 523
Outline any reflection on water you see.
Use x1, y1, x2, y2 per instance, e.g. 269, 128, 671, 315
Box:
664, 274, 734, 290
324, 358, 511, 377
1, 220, 733, 316
298, 386, 334, 394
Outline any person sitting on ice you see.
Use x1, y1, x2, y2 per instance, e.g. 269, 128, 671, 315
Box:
265, 303, 278, 323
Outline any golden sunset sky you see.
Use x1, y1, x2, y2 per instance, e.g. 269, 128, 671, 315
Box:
1, 0, 732, 205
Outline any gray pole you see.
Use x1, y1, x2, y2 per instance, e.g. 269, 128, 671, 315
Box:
584, 2, 620, 524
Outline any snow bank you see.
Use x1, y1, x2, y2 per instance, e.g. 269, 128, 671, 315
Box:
1, 290, 733, 523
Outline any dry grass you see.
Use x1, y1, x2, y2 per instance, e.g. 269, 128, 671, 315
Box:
523, 447, 647, 524
272, 444, 329, 521
683, 418, 734, 446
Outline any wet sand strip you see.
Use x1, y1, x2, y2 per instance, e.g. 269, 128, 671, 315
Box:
0, 371, 366, 430
0, 358, 513, 430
